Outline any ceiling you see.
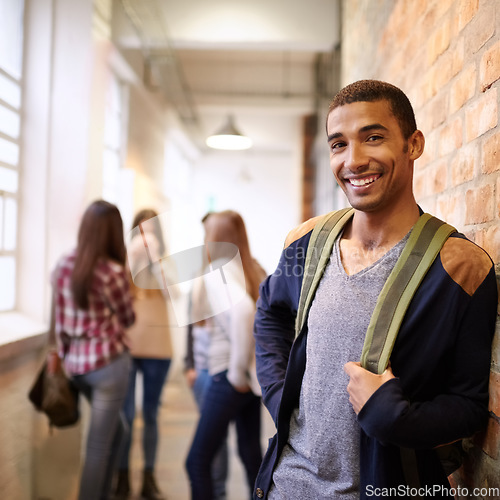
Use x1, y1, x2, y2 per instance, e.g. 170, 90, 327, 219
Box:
113, 0, 341, 152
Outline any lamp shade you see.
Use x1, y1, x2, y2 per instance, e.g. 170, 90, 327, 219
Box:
206, 116, 252, 150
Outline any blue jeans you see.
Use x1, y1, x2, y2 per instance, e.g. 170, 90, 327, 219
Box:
186, 371, 262, 500
72, 352, 131, 500
118, 357, 171, 471
192, 369, 229, 500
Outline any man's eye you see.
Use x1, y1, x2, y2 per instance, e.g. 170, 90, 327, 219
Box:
330, 141, 346, 151
367, 135, 383, 142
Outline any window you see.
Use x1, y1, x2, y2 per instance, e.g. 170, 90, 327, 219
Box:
102, 75, 125, 203
0, 0, 24, 311
102, 73, 134, 226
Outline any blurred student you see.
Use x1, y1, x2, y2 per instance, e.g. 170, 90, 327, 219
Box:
51, 200, 135, 500
186, 210, 266, 500
114, 209, 173, 500
184, 212, 229, 500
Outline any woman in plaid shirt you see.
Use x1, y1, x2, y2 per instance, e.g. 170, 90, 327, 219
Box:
52, 200, 135, 500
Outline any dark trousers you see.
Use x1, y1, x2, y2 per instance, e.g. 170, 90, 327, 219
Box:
119, 357, 171, 471
186, 371, 263, 500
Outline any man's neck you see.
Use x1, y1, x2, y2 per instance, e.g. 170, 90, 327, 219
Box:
349, 203, 419, 247
339, 203, 420, 276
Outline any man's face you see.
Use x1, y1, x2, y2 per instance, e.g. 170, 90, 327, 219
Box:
326, 100, 421, 215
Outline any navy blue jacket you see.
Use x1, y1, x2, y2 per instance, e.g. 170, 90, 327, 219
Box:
253, 214, 497, 499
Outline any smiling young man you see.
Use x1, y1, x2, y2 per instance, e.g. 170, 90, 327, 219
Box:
252, 80, 498, 499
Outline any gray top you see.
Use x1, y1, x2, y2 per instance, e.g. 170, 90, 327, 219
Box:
269, 232, 409, 499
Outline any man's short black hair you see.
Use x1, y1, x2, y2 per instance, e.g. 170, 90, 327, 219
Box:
328, 80, 417, 140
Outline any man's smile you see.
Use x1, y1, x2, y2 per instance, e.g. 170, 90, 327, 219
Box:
347, 174, 381, 187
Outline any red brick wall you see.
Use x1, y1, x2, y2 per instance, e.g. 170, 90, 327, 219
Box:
302, 115, 318, 222
341, 0, 500, 493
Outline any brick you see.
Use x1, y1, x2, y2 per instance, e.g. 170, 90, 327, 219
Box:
480, 417, 500, 459
413, 168, 426, 200
420, 197, 437, 216
384, 1, 415, 51
465, 3, 495, 54
474, 223, 500, 264
465, 89, 498, 143
430, 92, 449, 129
421, 4, 439, 36
378, 30, 391, 54
428, 158, 448, 194
417, 112, 431, 141
403, 0, 428, 27
422, 69, 435, 104
482, 131, 500, 174
422, 0, 453, 32
465, 183, 495, 224
492, 327, 500, 371
457, 0, 479, 32
405, 27, 426, 65
480, 39, 500, 92
450, 64, 476, 114
420, 69, 438, 102
489, 371, 500, 417
434, 0, 454, 20
427, 17, 451, 65
498, 176, 500, 219
419, 130, 437, 168
387, 52, 406, 85
435, 50, 458, 89
452, 37, 465, 76
419, 95, 447, 134
437, 193, 460, 224
450, 143, 476, 187
462, 227, 476, 243
439, 118, 463, 157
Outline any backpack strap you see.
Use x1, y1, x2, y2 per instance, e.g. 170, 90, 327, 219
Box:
295, 210, 456, 356
294, 209, 457, 491
360, 214, 456, 493
360, 214, 456, 374
295, 207, 354, 338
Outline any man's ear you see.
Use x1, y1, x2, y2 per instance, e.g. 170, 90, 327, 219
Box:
408, 130, 425, 160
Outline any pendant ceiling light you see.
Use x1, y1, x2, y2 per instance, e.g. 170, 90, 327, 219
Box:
206, 115, 253, 150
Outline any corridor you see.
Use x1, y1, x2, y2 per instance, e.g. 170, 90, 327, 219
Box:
2, 0, 499, 498
113, 375, 275, 500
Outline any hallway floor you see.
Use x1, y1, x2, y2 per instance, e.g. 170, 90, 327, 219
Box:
124, 376, 275, 500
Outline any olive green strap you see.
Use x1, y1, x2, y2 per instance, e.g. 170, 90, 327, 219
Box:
294, 209, 456, 491
360, 214, 456, 374
295, 208, 354, 337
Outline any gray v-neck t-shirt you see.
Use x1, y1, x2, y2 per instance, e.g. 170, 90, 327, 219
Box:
269, 232, 409, 499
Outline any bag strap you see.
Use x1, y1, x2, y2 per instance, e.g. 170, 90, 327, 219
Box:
295, 207, 354, 337
295, 210, 456, 366
48, 287, 57, 347
294, 209, 456, 492
360, 213, 456, 374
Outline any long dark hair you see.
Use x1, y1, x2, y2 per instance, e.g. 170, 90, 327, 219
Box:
131, 208, 166, 257
71, 200, 126, 309
204, 210, 265, 303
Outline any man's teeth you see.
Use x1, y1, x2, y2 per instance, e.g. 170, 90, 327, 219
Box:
350, 176, 378, 187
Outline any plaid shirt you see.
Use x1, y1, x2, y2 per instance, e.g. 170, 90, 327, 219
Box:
52, 250, 135, 375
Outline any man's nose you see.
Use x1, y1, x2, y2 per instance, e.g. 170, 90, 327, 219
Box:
345, 143, 368, 170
